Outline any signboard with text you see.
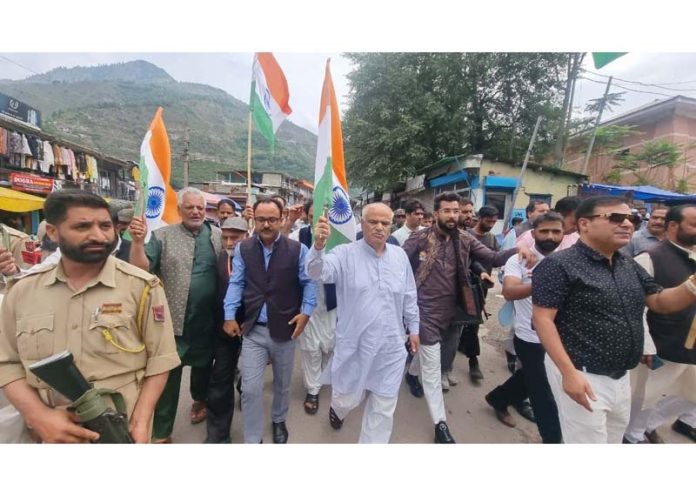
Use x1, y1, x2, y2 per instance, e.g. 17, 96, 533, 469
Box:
10, 173, 54, 195
0, 93, 42, 128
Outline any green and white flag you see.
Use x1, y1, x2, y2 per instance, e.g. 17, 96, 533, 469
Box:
313, 59, 356, 251
592, 53, 627, 69
250, 53, 292, 149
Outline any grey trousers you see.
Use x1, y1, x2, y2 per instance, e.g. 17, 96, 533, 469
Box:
239, 325, 296, 443
440, 323, 463, 373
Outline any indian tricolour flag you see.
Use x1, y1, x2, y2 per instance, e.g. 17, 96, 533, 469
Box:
312, 59, 356, 251
251, 53, 292, 149
138, 107, 179, 240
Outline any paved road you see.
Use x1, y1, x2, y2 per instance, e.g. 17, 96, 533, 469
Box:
167, 278, 689, 444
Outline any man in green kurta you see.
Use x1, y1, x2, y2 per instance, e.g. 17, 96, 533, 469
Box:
129, 187, 222, 442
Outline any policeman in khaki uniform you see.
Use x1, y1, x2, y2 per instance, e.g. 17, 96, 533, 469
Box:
0, 190, 180, 443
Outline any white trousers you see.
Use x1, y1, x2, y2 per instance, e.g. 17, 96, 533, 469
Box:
545, 356, 631, 444
298, 290, 336, 396
408, 343, 446, 424
625, 360, 696, 442
331, 390, 398, 443
300, 349, 331, 395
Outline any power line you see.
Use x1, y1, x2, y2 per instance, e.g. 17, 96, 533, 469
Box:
583, 68, 696, 91
0, 54, 40, 76
578, 76, 686, 98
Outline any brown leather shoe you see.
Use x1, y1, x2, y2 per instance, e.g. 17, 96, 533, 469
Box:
494, 408, 516, 427
190, 400, 207, 424
645, 430, 664, 444
485, 392, 516, 428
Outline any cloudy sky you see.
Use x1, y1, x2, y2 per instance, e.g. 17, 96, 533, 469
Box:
0, 52, 352, 133
3, 51, 696, 136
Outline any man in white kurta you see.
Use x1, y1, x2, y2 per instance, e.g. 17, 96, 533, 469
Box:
306, 203, 420, 443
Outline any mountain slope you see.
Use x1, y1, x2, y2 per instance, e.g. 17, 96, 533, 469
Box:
0, 60, 317, 186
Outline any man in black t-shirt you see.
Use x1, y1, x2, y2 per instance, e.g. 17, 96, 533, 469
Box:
533, 196, 696, 443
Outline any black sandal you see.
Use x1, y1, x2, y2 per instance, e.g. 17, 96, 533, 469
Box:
304, 393, 319, 415
329, 406, 343, 430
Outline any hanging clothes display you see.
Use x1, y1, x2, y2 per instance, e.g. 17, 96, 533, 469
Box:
40, 140, 54, 174
20, 134, 33, 169
9, 131, 22, 167
26, 135, 41, 171
68, 148, 79, 180
86, 154, 99, 182
0, 128, 8, 156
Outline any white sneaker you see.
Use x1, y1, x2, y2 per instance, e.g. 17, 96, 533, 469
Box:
447, 373, 459, 386
441, 374, 450, 391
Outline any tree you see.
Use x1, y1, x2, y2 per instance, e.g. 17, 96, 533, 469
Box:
604, 139, 683, 189
552, 53, 585, 166
342, 52, 571, 190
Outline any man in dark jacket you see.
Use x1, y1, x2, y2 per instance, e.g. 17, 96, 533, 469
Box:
205, 217, 248, 443
402, 192, 531, 443
624, 204, 696, 443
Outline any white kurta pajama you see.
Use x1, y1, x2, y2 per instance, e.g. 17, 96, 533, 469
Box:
306, 240, 420, 443
289, 230, 337, 396
299, 283, 337, 395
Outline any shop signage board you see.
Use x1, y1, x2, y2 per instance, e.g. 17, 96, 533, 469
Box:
10, 173, 54, 195
0, 92, 42, 128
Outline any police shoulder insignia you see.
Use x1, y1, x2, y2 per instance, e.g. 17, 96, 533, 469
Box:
152, 305, 166, 322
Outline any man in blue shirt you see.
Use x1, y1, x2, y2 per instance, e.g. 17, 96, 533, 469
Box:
223, 197, 317, 443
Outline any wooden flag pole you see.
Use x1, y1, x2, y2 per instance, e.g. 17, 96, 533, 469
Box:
246, 109, 254, 232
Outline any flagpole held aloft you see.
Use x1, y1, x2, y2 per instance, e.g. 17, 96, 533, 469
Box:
246, 107, 254, 232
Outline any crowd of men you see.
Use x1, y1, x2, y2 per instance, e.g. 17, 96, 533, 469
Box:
0, 185, 695, 444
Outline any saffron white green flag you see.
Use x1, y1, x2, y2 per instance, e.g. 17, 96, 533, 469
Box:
313, 59, 356, 251
137, 107, 179, 241
250, 52, 292, 149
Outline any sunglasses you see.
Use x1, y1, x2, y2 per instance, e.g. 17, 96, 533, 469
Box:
587, 213, 641, 224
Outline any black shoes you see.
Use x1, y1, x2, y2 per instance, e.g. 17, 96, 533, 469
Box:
434, 421, 456, 443
272, 421, 288, 444
405, 373, 424, 398
672, 419, 696, 442
469, 358, 484, 381
513, 400, 536, 424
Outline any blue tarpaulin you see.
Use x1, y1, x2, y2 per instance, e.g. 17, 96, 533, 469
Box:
581, 184, 696, 204
485, 176, 519, 189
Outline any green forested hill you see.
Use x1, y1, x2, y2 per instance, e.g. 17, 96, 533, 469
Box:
0, 60, 317, 187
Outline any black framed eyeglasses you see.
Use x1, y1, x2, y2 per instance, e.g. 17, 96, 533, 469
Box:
254, 217, 280, 225
587, 213, 641, 224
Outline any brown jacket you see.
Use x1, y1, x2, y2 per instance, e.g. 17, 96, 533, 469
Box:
403, 227, 515, 343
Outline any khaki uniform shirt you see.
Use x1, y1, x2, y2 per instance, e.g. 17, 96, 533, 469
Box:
0, 256, 180, 418
2, 224, 35, 269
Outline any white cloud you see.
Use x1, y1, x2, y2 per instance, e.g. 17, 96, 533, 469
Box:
0, 52, 352, 135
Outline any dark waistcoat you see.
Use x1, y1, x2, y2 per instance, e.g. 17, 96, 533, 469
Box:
239, 235, 303, 341
646, 240, 696, 364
